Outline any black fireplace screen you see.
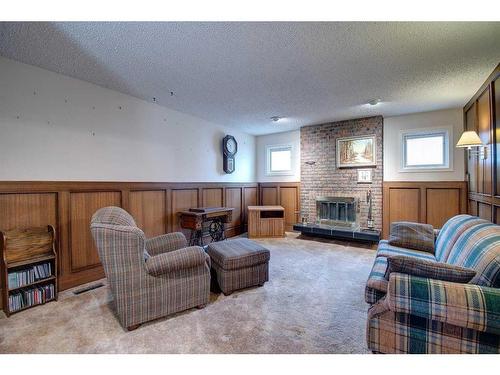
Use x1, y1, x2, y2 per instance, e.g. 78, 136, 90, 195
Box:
316, 197, 356, 225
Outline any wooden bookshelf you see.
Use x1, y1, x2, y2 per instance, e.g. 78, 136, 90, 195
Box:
1, 225, 58, 317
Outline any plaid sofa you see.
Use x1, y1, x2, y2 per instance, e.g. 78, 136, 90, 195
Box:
365, 214, 500, 353
90, 206, 210, 330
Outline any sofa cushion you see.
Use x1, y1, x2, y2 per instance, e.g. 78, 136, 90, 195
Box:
386, 255, 476, 283
207, 238, 270, 270
435, 215, 489, 262
388, 222, 435, 253
376, 240, 437, 262
446, 223, 500, 287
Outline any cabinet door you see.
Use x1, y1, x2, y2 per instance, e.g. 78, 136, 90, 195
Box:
259, 218, 284, 237
478, 89, 492, 195
466, 104, 478, 193
494, 78, 500, 196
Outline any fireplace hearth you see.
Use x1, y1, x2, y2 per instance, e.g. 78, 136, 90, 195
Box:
294, 195, 379, 243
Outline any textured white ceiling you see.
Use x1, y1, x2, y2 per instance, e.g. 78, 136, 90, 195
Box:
0, 22, 499, 135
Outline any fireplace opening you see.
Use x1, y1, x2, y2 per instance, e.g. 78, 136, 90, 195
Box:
316, 196, 358, 229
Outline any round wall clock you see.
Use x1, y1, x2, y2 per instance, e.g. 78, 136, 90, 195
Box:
222, 135, 238, 174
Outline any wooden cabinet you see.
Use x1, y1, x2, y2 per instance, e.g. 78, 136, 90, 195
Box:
248, 206, 285, 238
465, 63, 500, 221
495, 77, 500, 196
477, 89, 492, 195
465, 104, 478, 193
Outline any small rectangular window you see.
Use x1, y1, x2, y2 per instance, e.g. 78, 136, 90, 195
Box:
401, 129, 450, 170
266, 145, 293, 175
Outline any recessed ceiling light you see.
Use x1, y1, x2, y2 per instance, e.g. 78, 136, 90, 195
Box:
367, 98, 381, 106
270, 116, 283, 122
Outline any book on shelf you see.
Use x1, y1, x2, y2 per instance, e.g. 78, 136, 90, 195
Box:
8, 283, 55, 312
7, 261, 53, 289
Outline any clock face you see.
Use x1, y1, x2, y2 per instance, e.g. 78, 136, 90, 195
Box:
226, 138, 237, 154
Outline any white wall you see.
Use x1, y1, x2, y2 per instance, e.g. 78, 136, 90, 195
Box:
0, 57, 256, 182
384, 108, 465, 181
256, 130, 300, 182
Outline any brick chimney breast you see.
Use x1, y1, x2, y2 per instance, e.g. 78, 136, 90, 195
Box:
300, 116, 383, 231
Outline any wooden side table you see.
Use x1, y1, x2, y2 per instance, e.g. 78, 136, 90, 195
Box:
248, 206, 285, 239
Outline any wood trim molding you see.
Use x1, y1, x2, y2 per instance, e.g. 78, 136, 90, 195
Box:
383, 181, 468, 239
0, 181, 259, 193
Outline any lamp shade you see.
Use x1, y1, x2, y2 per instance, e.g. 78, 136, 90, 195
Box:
456, 131, 483, 148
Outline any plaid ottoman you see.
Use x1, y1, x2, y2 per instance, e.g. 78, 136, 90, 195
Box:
207, 238, 270, 295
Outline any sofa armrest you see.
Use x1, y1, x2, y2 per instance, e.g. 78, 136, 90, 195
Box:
145, 232, 188, 256
386, 273, 500, 335
145, 246, 209, 276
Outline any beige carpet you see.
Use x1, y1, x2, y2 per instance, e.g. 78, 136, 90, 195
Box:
0, 233, 376, 353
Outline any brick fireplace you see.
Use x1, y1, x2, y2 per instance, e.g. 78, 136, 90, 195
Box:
300, 116, 383, 231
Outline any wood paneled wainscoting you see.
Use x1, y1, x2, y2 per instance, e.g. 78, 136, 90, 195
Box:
0, 181, 300, 310
382, 181, 468, 239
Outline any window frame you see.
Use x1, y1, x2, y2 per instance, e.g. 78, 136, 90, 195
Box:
400, 127, 453, 172
266, 144, 294, 176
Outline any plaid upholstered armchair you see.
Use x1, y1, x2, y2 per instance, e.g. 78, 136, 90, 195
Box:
90, 206, 211, 331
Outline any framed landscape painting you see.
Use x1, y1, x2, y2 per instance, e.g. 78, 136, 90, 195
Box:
336, 135, 376, 168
